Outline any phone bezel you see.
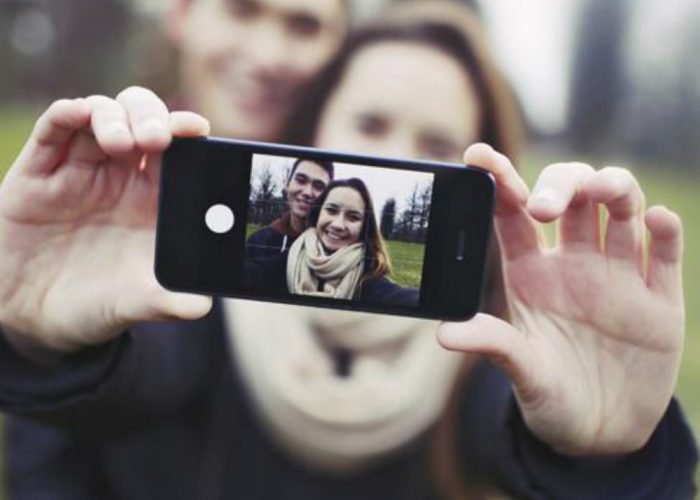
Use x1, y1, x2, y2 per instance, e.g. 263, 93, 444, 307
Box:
155, 136, 495, 321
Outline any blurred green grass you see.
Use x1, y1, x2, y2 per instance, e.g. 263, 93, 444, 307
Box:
0, 108, 698, 491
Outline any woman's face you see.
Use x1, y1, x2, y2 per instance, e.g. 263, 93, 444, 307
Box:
305, 39, 483, 327
172, 0, 346, 141
314, 41, 481, 162
316, 187, 366, 253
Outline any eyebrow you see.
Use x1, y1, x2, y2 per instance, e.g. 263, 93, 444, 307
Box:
325, 203, 363, 215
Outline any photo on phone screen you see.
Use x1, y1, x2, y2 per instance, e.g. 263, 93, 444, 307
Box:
155, 137, 495, 320
243, 153, 435, 307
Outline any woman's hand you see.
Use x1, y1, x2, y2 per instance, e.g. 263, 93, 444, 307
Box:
438, 144, 684, 456
0, 87, 213, 355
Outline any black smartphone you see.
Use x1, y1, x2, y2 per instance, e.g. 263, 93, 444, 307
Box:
155, 137, 495, 321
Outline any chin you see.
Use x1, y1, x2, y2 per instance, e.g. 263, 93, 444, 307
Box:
320, 239, 339, 254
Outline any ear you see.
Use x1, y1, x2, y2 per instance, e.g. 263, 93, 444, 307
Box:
163, 0, 193, 45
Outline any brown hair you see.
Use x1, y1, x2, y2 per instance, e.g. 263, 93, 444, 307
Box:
285, 2, 524, 497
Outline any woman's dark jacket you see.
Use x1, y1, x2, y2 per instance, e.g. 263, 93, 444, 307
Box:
0, 301, 696, 499
245, 251, 420, 307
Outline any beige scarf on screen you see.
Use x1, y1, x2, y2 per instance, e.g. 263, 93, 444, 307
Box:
224, 300, 463, 475
287, 228, 365, 299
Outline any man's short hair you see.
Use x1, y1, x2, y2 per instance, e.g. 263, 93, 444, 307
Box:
288, 158, 335, 184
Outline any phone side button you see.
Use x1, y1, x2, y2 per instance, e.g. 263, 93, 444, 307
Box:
455, 230, 467, 261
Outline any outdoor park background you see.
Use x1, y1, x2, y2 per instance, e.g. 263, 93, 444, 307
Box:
1, 0, 699, 494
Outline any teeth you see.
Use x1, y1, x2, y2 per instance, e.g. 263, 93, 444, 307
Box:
326, 232, 344, 241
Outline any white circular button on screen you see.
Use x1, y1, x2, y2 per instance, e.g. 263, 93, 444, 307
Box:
205, 204, 235, 234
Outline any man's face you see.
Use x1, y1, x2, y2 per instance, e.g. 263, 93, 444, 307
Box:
286, 160, 331, 219
172, 0, 347, 141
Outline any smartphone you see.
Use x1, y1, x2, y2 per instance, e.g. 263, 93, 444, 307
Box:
155, 137, 494, 321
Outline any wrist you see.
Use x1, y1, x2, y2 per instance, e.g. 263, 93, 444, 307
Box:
0, 323, 70, 366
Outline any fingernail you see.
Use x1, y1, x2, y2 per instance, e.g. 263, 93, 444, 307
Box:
532, 187, 558, 205
140, 118, 165, 136
105, 121, 129, 137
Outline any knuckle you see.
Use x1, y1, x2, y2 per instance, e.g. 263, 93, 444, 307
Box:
599, 166, 640, 194
566, 162, 595, 176
116, 85, 149, 101
48, 98, 72, 113
85, 94, 117, 112
600, 165, 633, 183
541, 162, 567, 177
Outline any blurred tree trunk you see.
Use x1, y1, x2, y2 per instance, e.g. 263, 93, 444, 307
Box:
567, 0, 629, 155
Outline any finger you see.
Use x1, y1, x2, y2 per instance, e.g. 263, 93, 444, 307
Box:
124, 288, 213, 323
527, 162, 600, 250
645, 205, 683, 300
155, 292, 213, 321
116, 86, 171, 153
463, 144, 540, 260
86, 95, 136, 157
131, 113, 209, 190
463, 143, 529, 215
19, 98, 91, 176
169, 111, 211, 137
583, 167, 645, 261
437, 314, 535, 396
65, 129, 109, 165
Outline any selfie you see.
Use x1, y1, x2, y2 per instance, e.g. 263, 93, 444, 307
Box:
243, 152, 436, 306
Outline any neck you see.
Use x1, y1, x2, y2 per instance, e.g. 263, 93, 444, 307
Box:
290, 213, 305, 234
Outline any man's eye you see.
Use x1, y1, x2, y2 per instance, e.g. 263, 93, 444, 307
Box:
294, 174, 309, 184
225, 0, 260, 19
312, 181, 327, 192
287, 14, 322, 38
356, 114, 388, 137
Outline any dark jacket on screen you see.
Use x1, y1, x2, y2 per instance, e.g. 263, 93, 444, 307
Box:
246, 214, 301, 258
245, 250, 420, 307
0, 301, 696, 500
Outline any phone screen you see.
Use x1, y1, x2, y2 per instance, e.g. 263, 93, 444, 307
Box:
156, 137, 494, 320
244, 152, 435, 308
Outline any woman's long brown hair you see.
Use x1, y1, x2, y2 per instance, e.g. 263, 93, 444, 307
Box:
285, 1, 524, 497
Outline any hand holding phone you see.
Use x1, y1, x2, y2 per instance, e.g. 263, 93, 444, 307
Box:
0, 89, 213, 357
155, 137, 495, 320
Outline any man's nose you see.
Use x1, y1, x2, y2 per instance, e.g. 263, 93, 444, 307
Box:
301, 184, 315, 198
247, 21, 289, 73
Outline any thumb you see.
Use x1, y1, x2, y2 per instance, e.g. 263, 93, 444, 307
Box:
158, 292, 213, 321
437, 314, 536, 396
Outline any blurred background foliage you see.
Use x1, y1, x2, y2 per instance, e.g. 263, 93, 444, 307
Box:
0, 0, 698, 494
